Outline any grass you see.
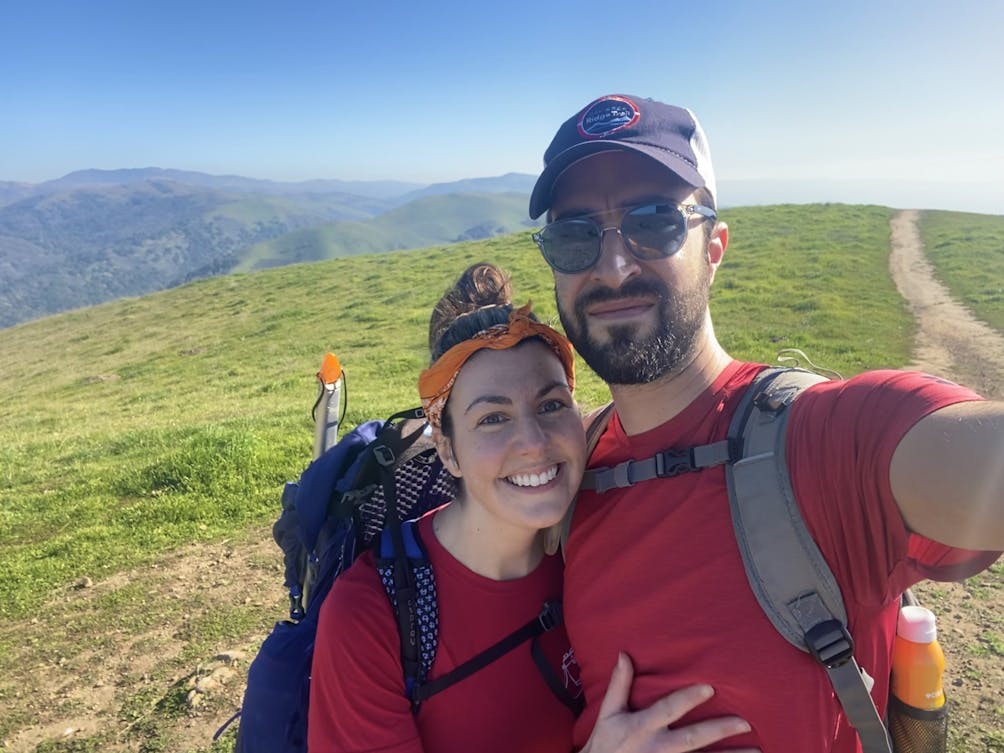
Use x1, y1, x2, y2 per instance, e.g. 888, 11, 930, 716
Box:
917, 210, 1004, 331
0, 203, 1001, 752
716, 203, 911, 372
0, 203, 909, 621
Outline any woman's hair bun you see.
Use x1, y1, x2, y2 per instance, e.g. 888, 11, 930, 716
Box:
428, 262, 517, 358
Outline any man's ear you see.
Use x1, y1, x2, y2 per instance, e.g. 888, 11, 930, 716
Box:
707, 221, 728, 281
433, 429, 461, 478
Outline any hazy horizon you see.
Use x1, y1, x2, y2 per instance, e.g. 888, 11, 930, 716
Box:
4, 168, 1000, 217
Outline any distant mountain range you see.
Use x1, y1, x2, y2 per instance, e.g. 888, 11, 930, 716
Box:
0, 169, 539, 329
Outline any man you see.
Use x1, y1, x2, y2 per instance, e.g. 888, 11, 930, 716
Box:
528, 93, 1003, 752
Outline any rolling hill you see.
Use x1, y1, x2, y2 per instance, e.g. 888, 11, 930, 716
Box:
0, 169, 539, 328
235, 191, 539, 270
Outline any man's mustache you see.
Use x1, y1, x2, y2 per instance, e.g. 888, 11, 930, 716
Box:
575, 278, 669, 310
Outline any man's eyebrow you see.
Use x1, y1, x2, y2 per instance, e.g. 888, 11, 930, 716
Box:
552, 205, 594, 220
463, 380, 568, 414
552, 196, 677, 220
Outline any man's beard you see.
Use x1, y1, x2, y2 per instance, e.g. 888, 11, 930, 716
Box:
557, 272, 710, 385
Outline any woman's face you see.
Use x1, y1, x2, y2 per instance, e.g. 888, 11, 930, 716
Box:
437, 339, 586, 536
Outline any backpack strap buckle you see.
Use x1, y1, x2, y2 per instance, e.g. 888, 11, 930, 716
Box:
537, 600, 563, 632
373, 444, 396, 467
804, 618, 855, 669
653, 449, 697, 478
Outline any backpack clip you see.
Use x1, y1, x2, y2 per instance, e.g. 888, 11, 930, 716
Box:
753, 386, 798, 414
288, 585, 305, 622
654, 449, 697, 478
804, 618, 855, 669
373, 444, 396, 467
538, 601, 563, 632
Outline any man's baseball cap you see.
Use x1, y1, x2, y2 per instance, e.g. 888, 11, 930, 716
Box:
529, 94, 717, 219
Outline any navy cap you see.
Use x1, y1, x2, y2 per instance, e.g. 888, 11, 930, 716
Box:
529, 94, 717, 219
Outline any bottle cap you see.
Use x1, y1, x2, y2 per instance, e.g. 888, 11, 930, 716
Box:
897, 605, 938, 643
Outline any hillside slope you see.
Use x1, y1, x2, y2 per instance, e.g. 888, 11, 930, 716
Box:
0, 171, 539, 328
0, 180, 387, 328
235, 191, 538, 270
0, 206, 1001, 753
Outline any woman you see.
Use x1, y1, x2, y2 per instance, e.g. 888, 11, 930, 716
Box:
308, 263, 756, 753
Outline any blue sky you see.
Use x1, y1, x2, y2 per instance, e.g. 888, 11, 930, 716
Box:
2, 0, 1002, 213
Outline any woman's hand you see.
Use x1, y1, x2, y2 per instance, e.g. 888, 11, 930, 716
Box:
579, 653, 759, 753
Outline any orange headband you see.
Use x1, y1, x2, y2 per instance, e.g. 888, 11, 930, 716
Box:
418, 303, 575, 429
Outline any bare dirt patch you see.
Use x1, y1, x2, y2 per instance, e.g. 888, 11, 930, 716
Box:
0, 533, 285, 753
1, 210, 1000, 752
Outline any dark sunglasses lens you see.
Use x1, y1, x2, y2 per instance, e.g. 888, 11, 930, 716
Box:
622, 205, 687, 260
539, 220, 600, 273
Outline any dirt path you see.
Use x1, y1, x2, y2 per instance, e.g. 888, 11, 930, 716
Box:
888, 209, 1004, 751
889, 209, 1004, 399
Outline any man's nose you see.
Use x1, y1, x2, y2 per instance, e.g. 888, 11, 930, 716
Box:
590, 224, 641, 287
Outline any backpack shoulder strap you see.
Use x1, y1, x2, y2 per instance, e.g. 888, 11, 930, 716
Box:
378, 522, 577, 713
377, 519, 439, 708
411, 600, 577, 713
726, 367, 841, 642
728, 367, 892, 753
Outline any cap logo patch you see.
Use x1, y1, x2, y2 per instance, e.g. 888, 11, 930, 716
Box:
577, 95, 641, 139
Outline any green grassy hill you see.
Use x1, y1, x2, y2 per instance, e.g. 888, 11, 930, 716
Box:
0, 204, 1001, 753
0, 202, 930, 620
0, 180, 391, 328
918, 210, 1004, 331
234, 192, 539, 270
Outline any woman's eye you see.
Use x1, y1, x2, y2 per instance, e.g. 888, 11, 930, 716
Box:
477, 413, 506, 426
540, 398, 568, 414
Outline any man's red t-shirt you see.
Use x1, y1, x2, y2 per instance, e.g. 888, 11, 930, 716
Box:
565, 361, 997, 752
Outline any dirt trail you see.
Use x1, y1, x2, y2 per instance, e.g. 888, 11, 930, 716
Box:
888, 209, 1004, 752
889, 209, 1004, 399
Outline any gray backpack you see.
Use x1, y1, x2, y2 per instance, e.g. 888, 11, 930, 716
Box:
574, 366, 947, 753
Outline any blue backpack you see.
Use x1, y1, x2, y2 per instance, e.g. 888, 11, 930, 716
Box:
221, 407, 451, 751
224, 406, 578, 752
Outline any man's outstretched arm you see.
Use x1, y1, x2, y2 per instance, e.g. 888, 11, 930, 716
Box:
890, 399, 1004, 550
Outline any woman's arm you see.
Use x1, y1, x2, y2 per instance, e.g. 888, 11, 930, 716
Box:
308, 559, 423, 753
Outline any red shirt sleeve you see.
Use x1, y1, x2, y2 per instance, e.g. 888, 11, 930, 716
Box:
308, 552, 423, 753
787, 369, 997, 608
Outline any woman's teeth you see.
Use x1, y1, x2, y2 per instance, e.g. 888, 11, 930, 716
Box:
506, 465, 558, 487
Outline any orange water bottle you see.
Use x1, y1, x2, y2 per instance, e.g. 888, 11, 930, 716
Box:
891, 605, 945, 709
889, 604, 948, 753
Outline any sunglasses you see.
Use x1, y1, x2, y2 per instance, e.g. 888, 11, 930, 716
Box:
533, 203, 717, 274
